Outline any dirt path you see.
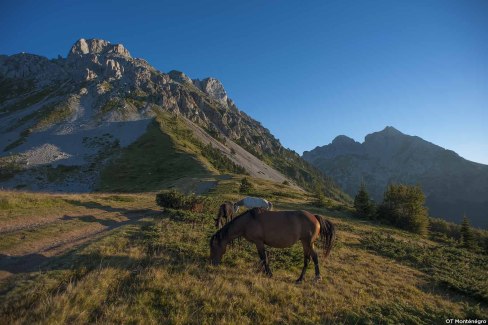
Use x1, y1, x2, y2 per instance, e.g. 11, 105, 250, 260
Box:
0, 208, 161, 280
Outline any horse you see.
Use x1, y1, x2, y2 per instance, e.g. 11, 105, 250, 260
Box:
234, 196, 273, 213
209, 208, 336, 283
215, 201, 235, 229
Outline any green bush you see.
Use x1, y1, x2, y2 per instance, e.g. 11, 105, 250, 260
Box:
155, 190, 208, 212
239, 177, 254, 194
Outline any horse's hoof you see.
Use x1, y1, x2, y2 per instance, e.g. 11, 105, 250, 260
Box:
314, 276, 322, 282
295, 279, 303, 284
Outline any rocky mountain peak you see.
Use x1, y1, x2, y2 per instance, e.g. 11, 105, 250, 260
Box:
192, 77, 228, 103
364, 125, 405, 144
332, 135, 357, 146
68, 38, 131, 59
168, 70, 193, 85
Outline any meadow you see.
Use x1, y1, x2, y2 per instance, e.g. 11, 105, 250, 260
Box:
0, 178, 486, 324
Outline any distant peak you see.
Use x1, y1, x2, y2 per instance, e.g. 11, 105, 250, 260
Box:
380, 126, 403, 135
332, 135, 357, 145
68, 38, 131, 58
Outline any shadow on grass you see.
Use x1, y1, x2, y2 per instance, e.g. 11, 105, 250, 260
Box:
61, 215, 118, 227
63, 199, 135, 214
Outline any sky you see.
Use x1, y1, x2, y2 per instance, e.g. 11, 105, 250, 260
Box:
1, 0, 487, 163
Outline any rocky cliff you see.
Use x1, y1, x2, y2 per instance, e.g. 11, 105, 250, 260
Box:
0, 38, 341, 197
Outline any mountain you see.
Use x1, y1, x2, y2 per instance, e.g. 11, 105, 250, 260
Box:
303, 127, 488, 228
0, 38, 344, 199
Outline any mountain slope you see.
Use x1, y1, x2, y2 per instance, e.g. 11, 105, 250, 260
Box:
303, 127, 488, 228
0, 38, 343, 198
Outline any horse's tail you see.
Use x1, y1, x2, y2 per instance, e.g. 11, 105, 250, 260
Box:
314, 214, 336, 258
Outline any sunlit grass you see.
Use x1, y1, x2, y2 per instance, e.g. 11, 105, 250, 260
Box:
0, 189, 486, 323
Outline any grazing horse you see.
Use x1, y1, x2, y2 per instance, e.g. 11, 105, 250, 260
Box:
215, 201, 235, 229
210, 208, 335, 283
234, 196, 273, 213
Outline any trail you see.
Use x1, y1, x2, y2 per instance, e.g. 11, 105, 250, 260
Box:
0, 208, 161, 280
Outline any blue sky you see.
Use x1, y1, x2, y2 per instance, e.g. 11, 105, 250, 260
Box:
1, 0, 487, 163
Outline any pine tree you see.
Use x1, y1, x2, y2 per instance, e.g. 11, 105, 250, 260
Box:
378, 184, 429, 235
354, 182, 375, 218
461, 215, 475, 249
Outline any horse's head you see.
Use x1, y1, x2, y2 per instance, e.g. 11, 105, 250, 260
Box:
209, 233, 227, 265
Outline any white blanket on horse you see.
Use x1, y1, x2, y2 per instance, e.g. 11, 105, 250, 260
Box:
236, 196, 271, 210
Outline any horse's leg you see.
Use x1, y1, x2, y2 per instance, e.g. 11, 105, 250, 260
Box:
255, 242, 272, 277
296, 240, 311, 283
311, 247, 322, 281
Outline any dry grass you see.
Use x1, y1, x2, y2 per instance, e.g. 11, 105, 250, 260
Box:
0, 188, 486, 324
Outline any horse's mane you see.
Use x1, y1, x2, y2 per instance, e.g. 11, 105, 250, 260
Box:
210, 208, 263, 245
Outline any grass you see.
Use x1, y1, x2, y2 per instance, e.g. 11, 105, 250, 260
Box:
0, 185, 486, 323
360, 232, 488, 302
97, 119, 211, 192
0, 86, 57, 116
0, 155, 26, 180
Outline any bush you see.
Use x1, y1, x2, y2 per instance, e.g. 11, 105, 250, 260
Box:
155, 190, 208, 212
239, 177, 254, 194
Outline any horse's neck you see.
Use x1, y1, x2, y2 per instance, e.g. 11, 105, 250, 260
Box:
222, 215, 248, 243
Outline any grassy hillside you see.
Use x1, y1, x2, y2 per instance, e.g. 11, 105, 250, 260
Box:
1, 181, 486, 324
97, 118, 211, 192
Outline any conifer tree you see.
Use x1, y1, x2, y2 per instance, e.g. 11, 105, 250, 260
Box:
354, 182, 375, 218
378, 184, 429, 235
461, 215, 475, 249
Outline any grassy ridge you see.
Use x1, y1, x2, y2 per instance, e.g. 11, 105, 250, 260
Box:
1, 183, 486, 323
97, 119, 210, 192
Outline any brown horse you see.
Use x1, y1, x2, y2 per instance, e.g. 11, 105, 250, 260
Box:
215, 202, 235, 229
210, 208, 336, 283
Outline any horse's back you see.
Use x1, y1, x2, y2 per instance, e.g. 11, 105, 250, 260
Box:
242, 196, 269, 208
250, 209, 319, 247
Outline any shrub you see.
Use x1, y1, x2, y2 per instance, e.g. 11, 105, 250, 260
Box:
239, 177, 254, 194
155, 190, 208, 212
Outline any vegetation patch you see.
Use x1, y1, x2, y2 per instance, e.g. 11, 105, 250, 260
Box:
99, 98, 124, 115
97, 119, 210, 192
0, 155, 26, 180
155, 111, 248, 175
1, 86, 57, 115
360, 232, 488, 302
155, 190, 209, 213
3, 131, 29, 152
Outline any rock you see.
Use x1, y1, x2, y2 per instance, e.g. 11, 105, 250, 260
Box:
68, 38, 131, 58
193, 77, 228, 104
